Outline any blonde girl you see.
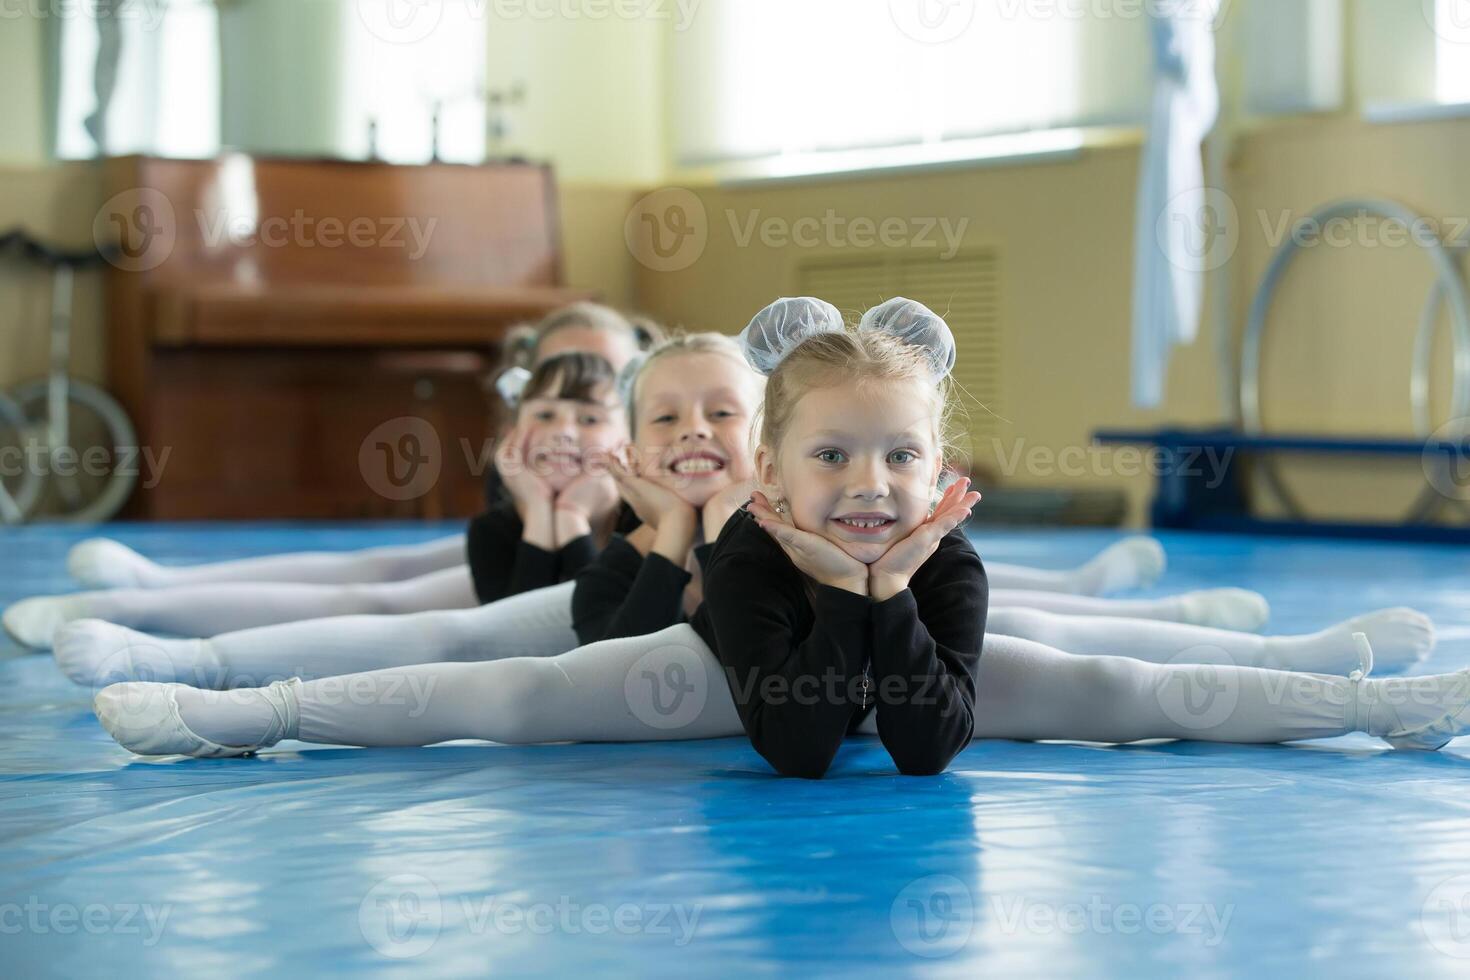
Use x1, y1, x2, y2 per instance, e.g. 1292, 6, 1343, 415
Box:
89, 299, 1460, 775
54, 334, 765, 690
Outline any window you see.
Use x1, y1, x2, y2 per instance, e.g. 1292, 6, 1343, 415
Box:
53, 0, 220, 159
1438, 0, 1470, 102
670, 0, 1151, 177
51, 0, 485, 163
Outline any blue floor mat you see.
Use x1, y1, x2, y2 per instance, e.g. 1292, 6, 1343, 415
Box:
3, 523, 1470, 978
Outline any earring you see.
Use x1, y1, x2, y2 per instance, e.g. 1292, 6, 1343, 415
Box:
773, 498, 788, 515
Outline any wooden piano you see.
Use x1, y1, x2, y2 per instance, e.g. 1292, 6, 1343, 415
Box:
101, 155, 594, 520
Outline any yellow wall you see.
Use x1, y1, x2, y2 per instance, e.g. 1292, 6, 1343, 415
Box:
630, 114, 1470, 525
485, 11, 665, 186
4, 5, 1466, 527
0, 15, 47, 167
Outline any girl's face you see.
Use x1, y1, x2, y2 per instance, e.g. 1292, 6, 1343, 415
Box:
760, 378, 941, 564
634, 352, 761, 508
516, 383, 627, 493
536, 326, 640, 375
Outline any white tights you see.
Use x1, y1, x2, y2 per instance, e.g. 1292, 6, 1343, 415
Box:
6, 567, 478, 647
174, 625, 1366, 750
53, 585, 1433, 693
67, 534, 470, 588
11, 525, 1176, 653
67, 533, 1158, 594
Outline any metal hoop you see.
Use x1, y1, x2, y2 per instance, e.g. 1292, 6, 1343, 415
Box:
1239, 198, 1470, 518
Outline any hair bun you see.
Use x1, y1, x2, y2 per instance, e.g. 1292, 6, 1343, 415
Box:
857, 297, 957, 382
738, 296, 845, 376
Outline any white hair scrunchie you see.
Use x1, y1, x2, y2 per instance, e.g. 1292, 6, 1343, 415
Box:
737, 296, 846, 376
738, 295, 957, 383
494, 366, 533, 408
857, 297, 957, 384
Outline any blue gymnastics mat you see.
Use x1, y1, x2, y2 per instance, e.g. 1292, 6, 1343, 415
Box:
3, 523, 1470, 978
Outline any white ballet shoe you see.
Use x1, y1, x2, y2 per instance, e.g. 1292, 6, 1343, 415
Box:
1178, 588, 1270, 632
1379, 672, 1470, 752
1083, 537, 1166, 594
1343, 608, 1435, 675
67, 538, 153, 589
1346, 633, 1470, 751
3, 595, 89, 650
94, 679, 300, 759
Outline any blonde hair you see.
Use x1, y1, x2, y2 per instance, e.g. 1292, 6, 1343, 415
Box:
499, 302, 663, 373
628, 332, 761, 434
758, 330, 955, 460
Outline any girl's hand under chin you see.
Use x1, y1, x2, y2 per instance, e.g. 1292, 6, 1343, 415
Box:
495, 425, 555, 510
553, 468, 620, 542
495, 425, 557, 550
867, 479, 981, 602
750, 490, 869, 596
609, 449, 697, 530
611, 448, 699, 563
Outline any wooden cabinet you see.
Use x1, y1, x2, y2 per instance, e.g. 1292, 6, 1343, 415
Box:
101, 155, 593, 520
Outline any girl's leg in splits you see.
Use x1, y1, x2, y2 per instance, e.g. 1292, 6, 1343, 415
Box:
985, 606, 1435, 675
94, 625, 745, 754
97, 628, 1470, 758
5, 566, 477, 650
981, 537, 1165, 595
965, 633, 1364, 743
850, 634, 1467, 750
54, 583, 579, 689
65, 534, 468, 589
993, 587, 1271, 632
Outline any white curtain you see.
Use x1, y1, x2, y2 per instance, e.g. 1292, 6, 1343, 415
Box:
1129, 2, 1219, 409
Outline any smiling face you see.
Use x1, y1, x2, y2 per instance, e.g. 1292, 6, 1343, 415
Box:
760, 377, 942, 564
633, 351, 762, 508
516, 383, 627, 493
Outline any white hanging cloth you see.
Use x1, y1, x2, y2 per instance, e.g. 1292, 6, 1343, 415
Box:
1130, 1, 1221, 408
